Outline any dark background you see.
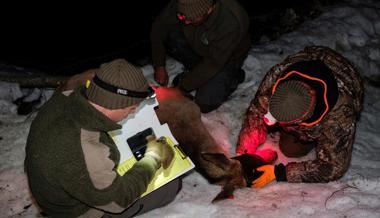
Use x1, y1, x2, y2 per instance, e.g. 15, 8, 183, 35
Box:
0, 0, 340, 76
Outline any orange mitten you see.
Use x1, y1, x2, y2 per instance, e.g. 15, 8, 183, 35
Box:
251, 165, 276, 188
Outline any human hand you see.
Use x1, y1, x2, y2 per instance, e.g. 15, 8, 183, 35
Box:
251, 165, 276, 188
145, 135, 174, 169
154, 66, 169, 86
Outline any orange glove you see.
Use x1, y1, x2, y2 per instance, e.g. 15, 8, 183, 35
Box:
251, 165, 276, 188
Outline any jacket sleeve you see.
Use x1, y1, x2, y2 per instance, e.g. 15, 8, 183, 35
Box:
56, 127, 160, 214
57, 156, 157, 213
236, 70, 278, 154
285, 96, 358, 183
150, 0, 178, 68
179, 29, 240, 91
236, 95, 268, 155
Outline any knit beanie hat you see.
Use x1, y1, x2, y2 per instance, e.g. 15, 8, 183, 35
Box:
85, 59, 149, 109
177, 0, 214, 21
269, 80, 316, 123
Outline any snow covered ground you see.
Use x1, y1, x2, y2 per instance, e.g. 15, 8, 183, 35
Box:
1, 0, 380, 217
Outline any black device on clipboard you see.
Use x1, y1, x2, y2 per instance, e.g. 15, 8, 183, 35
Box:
127, 128, 154, 161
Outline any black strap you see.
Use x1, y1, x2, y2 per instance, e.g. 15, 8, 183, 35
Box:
92, 75, 155, 99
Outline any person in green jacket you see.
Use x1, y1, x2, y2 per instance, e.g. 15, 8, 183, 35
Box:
151, 0, 250, 113
25, 59, 179, 218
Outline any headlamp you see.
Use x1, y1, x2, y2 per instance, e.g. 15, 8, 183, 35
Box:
92, 75, 156, 99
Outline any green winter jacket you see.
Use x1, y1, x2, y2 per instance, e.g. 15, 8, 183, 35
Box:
151, 0, 250, 91
25, 88, 158, 218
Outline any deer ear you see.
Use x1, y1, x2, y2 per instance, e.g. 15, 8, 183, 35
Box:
201, 152, 231, 170
212, 183, 235, 203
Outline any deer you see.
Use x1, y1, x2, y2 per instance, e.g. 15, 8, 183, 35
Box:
57, 68, 277, 202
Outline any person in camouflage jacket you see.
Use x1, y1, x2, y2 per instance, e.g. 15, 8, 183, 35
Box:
236, 46, 364, 187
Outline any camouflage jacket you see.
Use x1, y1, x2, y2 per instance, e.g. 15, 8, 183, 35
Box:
237, 46, 364, 183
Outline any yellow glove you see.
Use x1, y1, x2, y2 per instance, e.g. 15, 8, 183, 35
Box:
145, 136, 174, 169
251, 165, 276, 188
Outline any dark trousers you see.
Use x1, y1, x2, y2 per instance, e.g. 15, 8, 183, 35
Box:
165, 25, 244, 113
103, 178, 182, 218
279, 131, 315, 158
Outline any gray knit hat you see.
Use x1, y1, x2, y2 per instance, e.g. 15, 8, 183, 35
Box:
269, 80, 316, 123
85, 59, 149, 109
177, 0, 214, 21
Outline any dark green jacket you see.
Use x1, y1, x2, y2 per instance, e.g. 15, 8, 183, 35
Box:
151, 0, 250, 91
25, 88, 157, 218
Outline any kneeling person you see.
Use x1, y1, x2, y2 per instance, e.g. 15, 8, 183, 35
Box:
25, 59, 178, 218
236, 46, 364, 187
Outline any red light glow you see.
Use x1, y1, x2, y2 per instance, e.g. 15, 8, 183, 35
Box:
237, 128, 267, 155
263, 116, 276, 126
154, 87, 186, 102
